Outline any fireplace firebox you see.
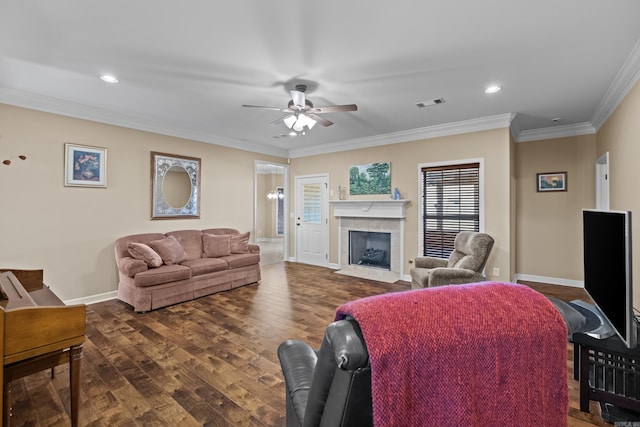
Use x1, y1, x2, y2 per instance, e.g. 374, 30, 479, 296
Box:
349, 231, 391, 270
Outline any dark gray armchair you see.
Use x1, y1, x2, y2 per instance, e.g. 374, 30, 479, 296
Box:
410, 231, 494, 289
277, 318, 373, 427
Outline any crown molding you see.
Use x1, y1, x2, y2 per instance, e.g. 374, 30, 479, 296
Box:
514, 122, 596, 143
590, 38, 640, 130
288, 113, 515, 158
0, 85, 289, 158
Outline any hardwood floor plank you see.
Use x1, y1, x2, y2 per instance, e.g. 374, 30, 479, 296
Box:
5, 263, 617, 426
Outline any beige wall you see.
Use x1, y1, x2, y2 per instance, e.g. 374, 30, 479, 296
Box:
597, 80, 640, 305
289, 127, 513, 281
514, 135, 596, 282
4, 79, 639, 303
0, 104, 284, 301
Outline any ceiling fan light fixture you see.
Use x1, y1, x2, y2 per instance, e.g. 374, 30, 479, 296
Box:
297, 114, 316, 129
283, 115, 296, 128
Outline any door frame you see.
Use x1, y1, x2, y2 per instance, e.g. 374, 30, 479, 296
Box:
254, 160, 289, 260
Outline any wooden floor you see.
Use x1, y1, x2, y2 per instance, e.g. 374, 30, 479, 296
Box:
7, 263, 614, 426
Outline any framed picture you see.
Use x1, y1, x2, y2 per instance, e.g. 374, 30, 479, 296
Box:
349, 162, 391, 195
536, 172, 567, 192
64, 143, 107, 188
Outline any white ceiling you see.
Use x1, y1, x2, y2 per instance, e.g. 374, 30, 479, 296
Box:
2, 1, 640, 158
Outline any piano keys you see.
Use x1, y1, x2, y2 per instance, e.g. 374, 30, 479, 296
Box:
0, 269, 86, 426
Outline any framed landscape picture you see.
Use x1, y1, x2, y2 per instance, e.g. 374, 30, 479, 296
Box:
536, 172, 567, 192
64, 143, 107, 188
349, 162, 391, 195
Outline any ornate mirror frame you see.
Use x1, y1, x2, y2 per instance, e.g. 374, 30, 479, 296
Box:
151, 152, 201, 220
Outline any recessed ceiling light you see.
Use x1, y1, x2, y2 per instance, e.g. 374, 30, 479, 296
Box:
484, 85, 502, 94
100, 74, 119, 83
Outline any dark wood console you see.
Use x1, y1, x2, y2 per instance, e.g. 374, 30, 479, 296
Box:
573, 330, 640, 418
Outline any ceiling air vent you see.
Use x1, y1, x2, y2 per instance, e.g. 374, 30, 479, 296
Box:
416, 98, 445, 108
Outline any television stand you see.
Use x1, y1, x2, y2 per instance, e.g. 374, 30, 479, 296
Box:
573, 328, 640, 421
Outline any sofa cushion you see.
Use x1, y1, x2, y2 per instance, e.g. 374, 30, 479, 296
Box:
166, 230, 204, 261
202, 233, 231, 258
127, 242, 163, 267
202, 228, 240, 236
230, 232, 250, 254
133, 264, 191, 287
149, 235, 187, 265
181, 257, 229, 276
224, 253, 261, 269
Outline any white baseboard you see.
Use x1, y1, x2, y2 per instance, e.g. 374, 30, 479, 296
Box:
64, 290, 118, 306
513, 273, 584, 288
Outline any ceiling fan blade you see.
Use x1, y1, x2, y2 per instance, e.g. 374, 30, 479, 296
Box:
242, 104, 288, 112
311, 104, 358, 113
269, 116, 286, 126
307, 114, 333, 127
290, 90, 305, 108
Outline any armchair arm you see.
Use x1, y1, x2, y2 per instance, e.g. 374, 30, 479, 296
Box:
428, 267, 484, 287
413, 256, 448, 269
278, 340, 318, 427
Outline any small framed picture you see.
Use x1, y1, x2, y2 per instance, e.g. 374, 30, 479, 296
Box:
64, 143, 107, 188
536, 172, 567, 192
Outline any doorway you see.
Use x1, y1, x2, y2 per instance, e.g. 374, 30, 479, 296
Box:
595, 152, 609, 210
254, 161, 289, 265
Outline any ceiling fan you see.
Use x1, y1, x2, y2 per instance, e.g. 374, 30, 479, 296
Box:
242, 84, 357, 134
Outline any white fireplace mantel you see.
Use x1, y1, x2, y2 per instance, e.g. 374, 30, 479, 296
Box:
329, 199, 409, 219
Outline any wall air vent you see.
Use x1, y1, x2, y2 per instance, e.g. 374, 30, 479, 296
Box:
416, 98, 446, 108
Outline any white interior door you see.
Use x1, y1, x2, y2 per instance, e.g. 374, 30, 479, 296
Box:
596, 152, 609, 210
295, 175, 328, 266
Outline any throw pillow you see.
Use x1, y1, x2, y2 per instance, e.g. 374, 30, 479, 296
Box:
202, 233, 231, 258
230, 231, 250, 254
148, 235, 187, 265
127, 242, 163, 267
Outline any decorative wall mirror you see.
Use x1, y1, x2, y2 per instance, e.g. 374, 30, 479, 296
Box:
151, 152, 201, 219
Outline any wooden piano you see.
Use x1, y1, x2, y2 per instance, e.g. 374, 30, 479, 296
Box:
0, 269, 86, 427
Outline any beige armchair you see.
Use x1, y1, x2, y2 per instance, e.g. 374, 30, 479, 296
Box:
410, 231, 494, 289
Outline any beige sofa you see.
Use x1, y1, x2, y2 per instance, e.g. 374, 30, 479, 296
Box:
114, 228, 260, 312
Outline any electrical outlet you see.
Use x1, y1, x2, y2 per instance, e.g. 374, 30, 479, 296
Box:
492, 267, 500, 277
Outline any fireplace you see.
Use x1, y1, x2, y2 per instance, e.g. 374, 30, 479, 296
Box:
330, 199, 409, 283
349, 231, 391, 270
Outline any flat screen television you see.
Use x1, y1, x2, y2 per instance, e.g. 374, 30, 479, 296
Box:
582, 209, 636, 348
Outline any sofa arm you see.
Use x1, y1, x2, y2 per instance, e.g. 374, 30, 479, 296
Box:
118, 256, 148, 277
248, 243, 260, 254
414, 256, 448, 269
428, 267, 483, 287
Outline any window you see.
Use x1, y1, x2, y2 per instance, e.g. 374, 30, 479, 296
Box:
302, 183, 322, 223
421, 162, 480, 258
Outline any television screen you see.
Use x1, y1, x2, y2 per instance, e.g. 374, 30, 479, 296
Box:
583, 209, 636, 348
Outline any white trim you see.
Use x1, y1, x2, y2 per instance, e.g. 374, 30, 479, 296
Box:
416, 158, 485, 257
514, 122, 596, 143
513, 273, 584, 289
329, 199, 409, 218
289, 114, 514, 158
591, 38, 640, 130
63, 290, 118, 306
0, 84, 290, 158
